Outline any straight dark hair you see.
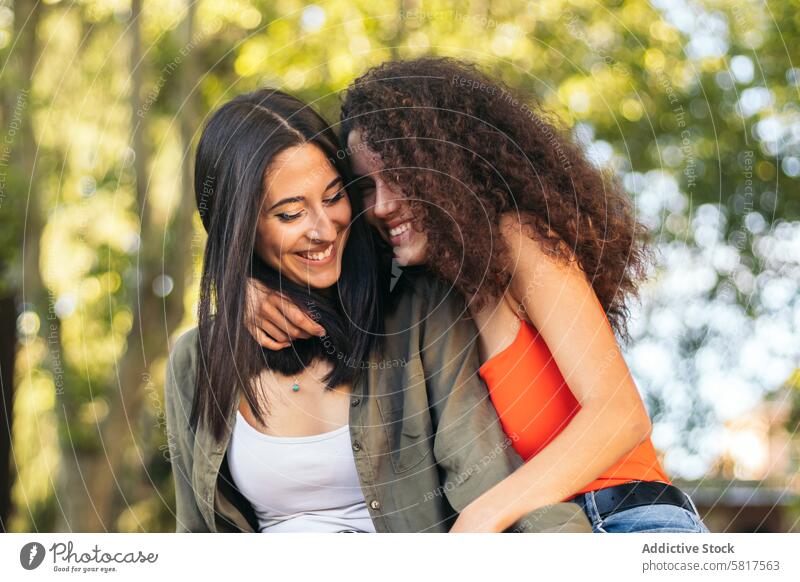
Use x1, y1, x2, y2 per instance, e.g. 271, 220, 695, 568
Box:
191, 88, 383, 442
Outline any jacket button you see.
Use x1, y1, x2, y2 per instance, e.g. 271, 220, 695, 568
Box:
351, 398, 361, 407
370, 500, 381, 510
352, 441, 361, 452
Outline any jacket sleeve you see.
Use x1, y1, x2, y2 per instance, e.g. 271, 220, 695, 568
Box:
419, 278, 591, 533
164, 328, 210, 533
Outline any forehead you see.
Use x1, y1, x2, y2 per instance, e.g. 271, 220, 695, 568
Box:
347, 129, 383, 175
263, 143, 337, 202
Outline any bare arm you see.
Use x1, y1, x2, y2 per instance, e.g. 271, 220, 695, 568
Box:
451, 216, 652, 532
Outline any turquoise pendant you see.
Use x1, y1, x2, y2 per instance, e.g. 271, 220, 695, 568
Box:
291, 383, 300, 393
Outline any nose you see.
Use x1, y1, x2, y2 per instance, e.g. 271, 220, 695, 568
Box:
372, 179, 400, 219
308, 207, 338, 243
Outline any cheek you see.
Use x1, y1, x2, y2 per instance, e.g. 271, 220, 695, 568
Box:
379, 179, 409, 206
363, 201, 380, 227
361, 192, 376, 214
254, 220, 291, 267
410, 229, 429, 260
333, 198, 353, 226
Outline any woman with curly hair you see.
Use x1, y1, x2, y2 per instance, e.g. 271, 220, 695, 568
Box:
247, 58, 708, 533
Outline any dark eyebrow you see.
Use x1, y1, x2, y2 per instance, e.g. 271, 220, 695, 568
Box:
266, 176, 343, 212
324, 175, 344, 192
266, 196, 305, 212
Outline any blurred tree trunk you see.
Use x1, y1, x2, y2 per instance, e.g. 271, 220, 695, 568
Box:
0, 294, 14, 531
0, 0, 43, 532
390, 0, 408, 60
73, 0, 199, 532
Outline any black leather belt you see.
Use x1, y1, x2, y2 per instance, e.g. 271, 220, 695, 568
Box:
578, 481, 695, 520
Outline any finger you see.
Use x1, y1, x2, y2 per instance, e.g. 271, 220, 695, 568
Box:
279, 315, 312, 339
261, 300, 311, 339
256, 317, 293, 344
283, 302, 326, 337
255, 327, 290, 351
273, 294, 325, 336
246, 321, 289, 350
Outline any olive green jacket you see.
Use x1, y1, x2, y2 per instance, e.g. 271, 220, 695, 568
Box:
164, 270, 591, 533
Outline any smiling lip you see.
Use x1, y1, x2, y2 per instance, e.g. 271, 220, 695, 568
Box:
295, 241, 337, 266
387, 220, 413, 247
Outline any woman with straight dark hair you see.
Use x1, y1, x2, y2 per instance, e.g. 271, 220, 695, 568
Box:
164, 88, 592, 533
187, 88, 382, 533
190, 89, 381, 445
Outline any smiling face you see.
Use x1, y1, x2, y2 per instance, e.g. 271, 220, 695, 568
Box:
347, 129, 428, 266
255, 142, 352, 289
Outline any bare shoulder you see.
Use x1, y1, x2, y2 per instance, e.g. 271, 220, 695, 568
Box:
499, 212, 574, 259
498, 212, 586, 306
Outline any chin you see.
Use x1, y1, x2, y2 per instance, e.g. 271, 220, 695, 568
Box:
304, 269, 341, 290
393, 244, 426, 267
392, 252, 413, 267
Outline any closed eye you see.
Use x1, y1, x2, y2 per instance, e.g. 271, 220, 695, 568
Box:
324, 190, 346, 205
276, 211, 303, 222
354, 176, 376, 194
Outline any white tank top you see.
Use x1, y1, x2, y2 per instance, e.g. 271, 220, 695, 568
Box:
228, 410, 376, 533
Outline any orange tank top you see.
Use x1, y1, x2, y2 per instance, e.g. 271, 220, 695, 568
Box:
477, 317, 671, 498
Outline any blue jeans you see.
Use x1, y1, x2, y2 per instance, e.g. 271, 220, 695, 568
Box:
575, 489, 710, 533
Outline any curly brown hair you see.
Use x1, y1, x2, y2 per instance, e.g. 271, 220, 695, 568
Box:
340, 57, 651, 339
